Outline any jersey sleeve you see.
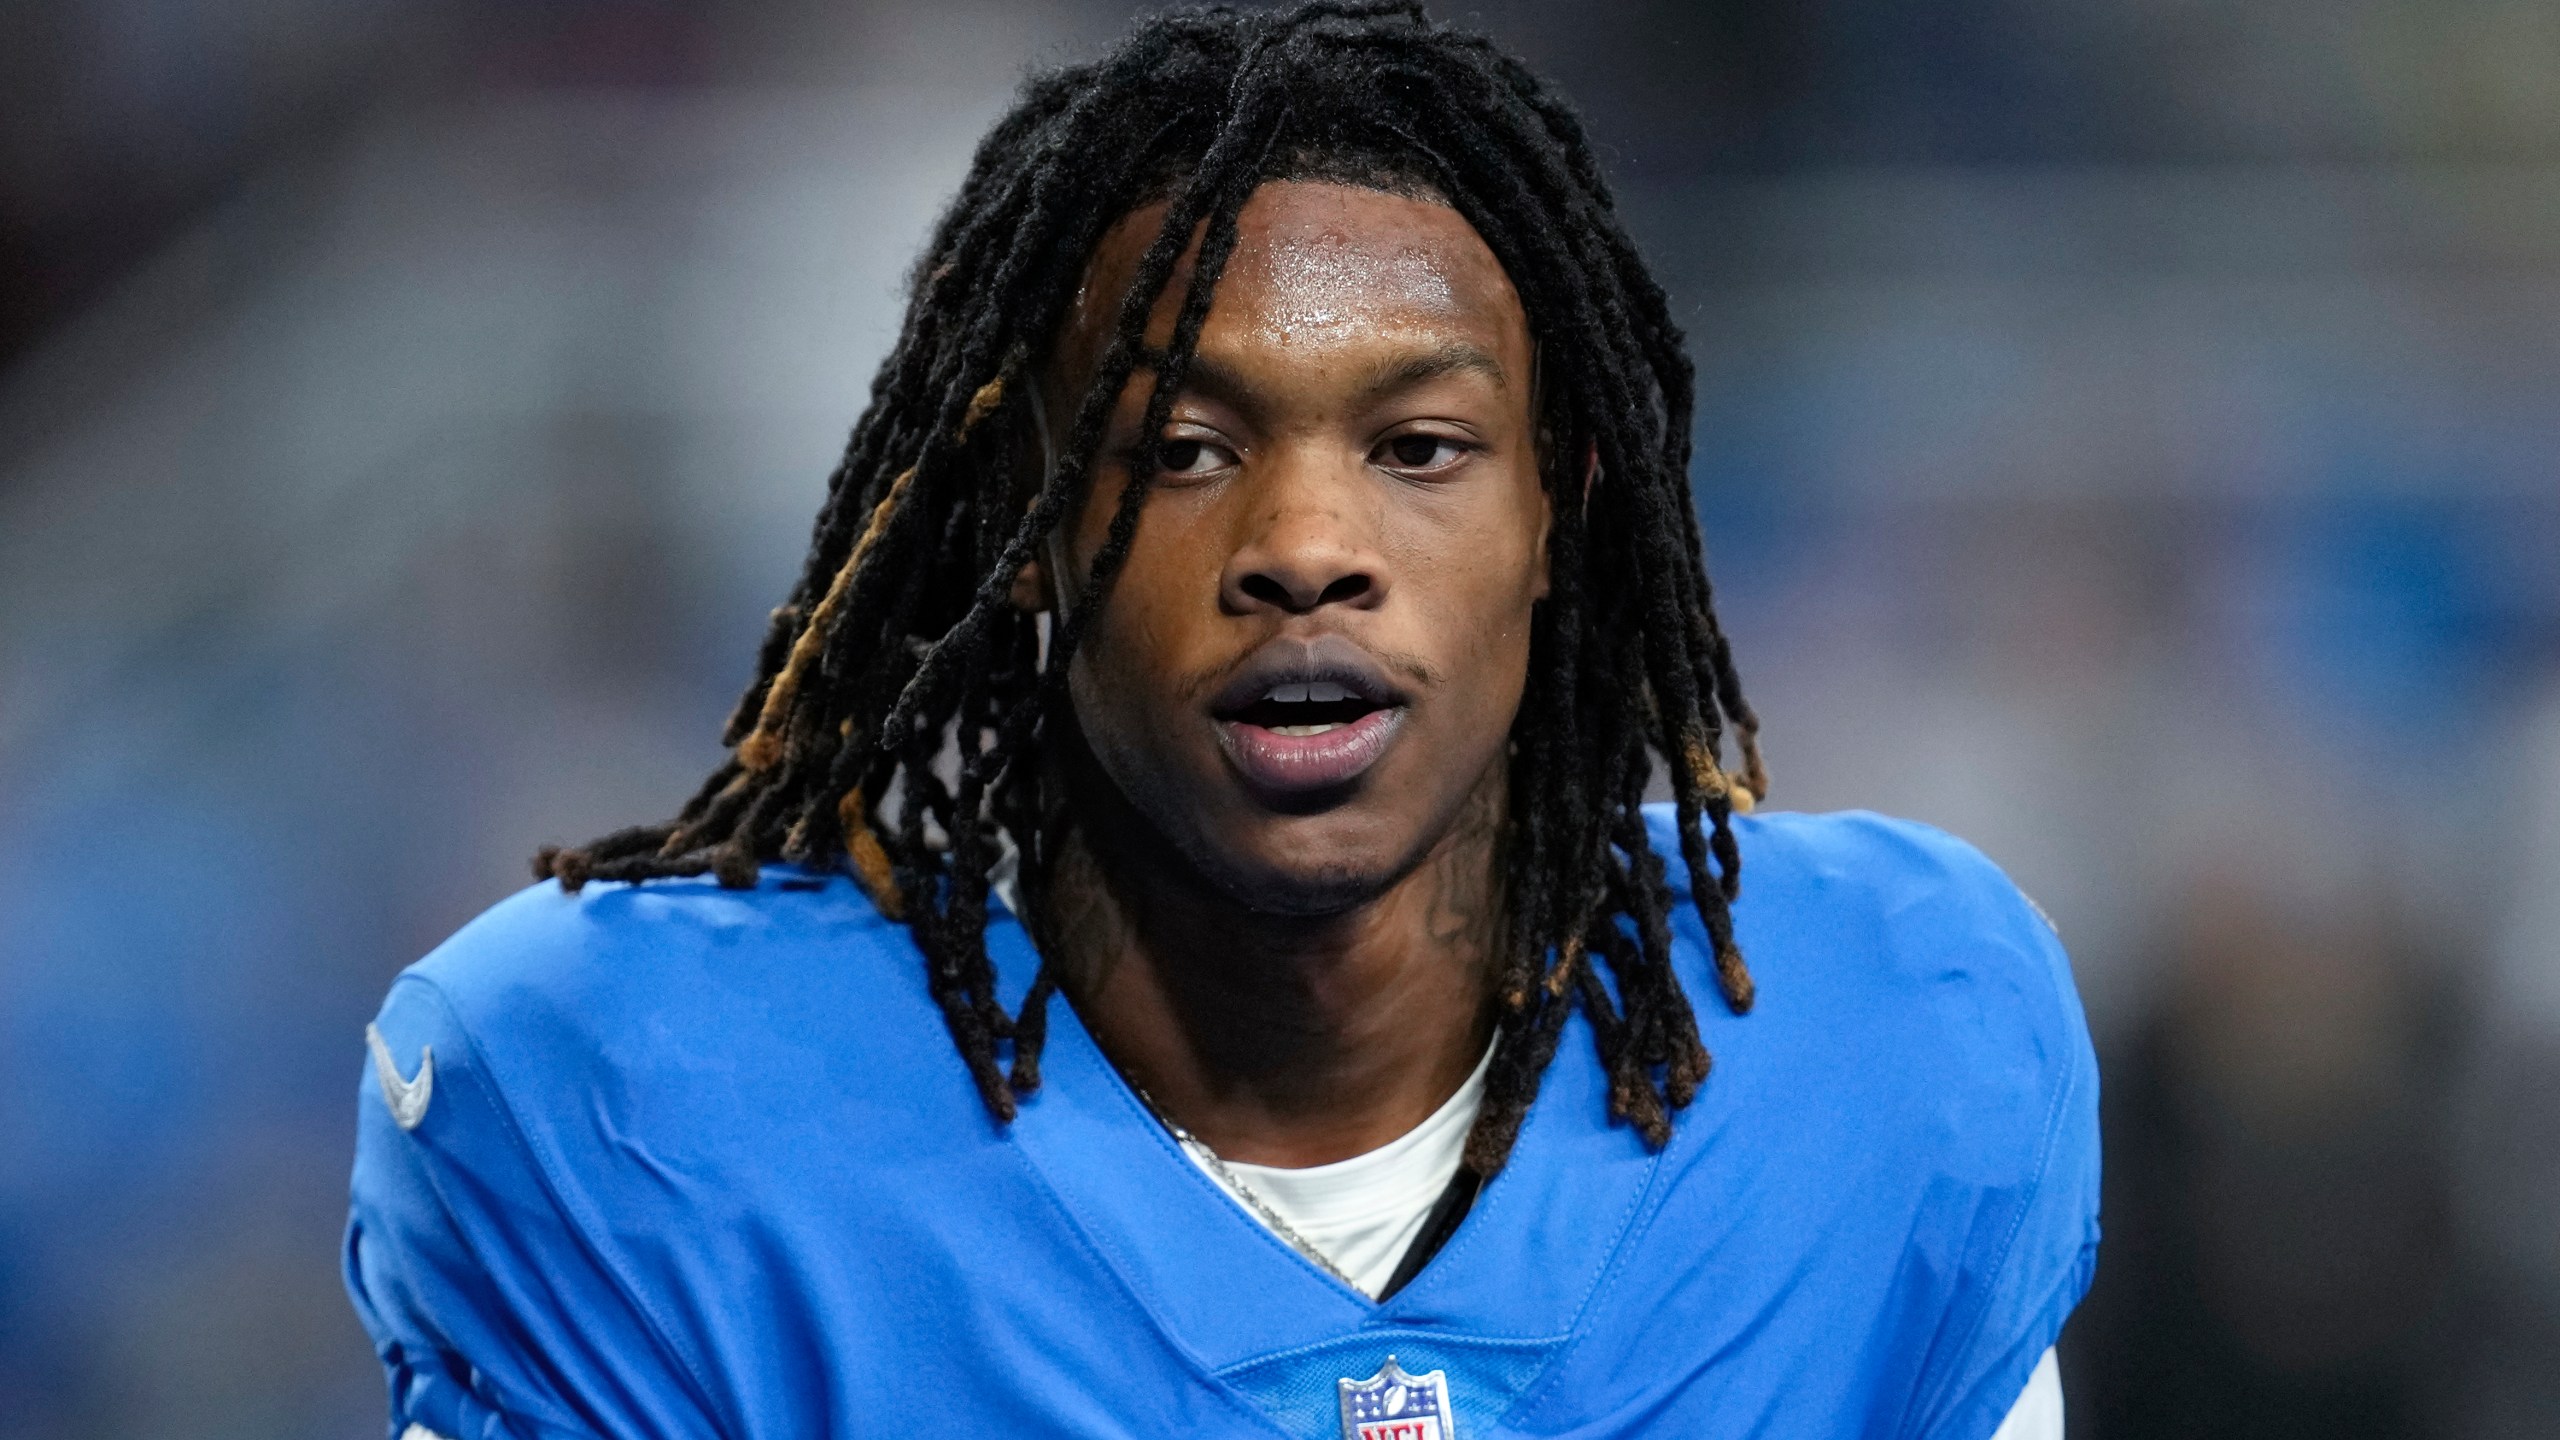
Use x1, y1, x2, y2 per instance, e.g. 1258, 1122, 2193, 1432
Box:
1882, 822, 2102, 1440
342, 971, 721, 1440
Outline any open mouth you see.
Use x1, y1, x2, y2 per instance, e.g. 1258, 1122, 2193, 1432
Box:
1211, 667, 1409, 795
1220, 680, 1391, 737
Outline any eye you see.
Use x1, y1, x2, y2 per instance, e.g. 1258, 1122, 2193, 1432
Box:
1377, 432, 1470, 473
1153, 436, 1233, 477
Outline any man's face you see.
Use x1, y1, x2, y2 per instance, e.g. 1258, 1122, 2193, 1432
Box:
1039, 180, 1549, 913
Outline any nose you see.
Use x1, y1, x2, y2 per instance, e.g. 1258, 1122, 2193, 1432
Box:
1218, 461, 1387, 617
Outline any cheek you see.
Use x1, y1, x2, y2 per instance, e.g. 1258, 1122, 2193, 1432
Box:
1414, 482, 1547, 629
1064, 492, 1219, 717
1394, 491, 1547, 727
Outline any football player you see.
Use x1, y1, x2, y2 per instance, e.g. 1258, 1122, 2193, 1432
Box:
346, 5, 2098, 1437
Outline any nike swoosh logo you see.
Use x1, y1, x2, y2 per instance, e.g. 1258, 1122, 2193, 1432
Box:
365, 1022, 434, 1130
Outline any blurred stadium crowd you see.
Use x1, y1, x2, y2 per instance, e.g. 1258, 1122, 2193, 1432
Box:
3, 0, 2557, 1436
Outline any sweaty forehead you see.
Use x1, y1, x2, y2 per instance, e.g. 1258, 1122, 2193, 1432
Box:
1220, 183, 1507, 339
1055, 180, 1528, 385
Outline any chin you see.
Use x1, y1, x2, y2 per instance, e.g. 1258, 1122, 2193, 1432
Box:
1189, 807, 1429, 917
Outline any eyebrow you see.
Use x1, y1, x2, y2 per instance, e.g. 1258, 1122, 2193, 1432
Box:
1345, 342, 1511, 402
1132, 340, 1512, 416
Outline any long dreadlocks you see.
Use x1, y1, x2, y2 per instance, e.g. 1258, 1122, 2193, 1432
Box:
536, 0, 1767, 1177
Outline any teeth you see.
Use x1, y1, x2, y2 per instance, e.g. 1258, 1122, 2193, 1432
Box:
1270, 723, 1342, 737
1262, 680, 1357, 705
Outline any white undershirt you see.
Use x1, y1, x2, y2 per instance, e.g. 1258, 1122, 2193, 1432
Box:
1179, 1042, 1493, 1298
991, 863, 2060, 1437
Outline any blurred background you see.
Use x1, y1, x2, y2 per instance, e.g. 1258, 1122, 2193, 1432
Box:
2, 0, 2556, 1435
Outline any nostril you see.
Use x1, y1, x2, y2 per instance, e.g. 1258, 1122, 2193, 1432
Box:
1240, 573, 1295, 609
1235, 568, 1376, 613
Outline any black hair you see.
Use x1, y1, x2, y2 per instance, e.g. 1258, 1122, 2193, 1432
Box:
536, 0, 1766, 1175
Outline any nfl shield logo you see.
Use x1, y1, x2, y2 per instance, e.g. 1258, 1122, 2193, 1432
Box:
1338, 1356, 1457, 1440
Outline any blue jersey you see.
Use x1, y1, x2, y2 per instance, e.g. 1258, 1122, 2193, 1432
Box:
344, 807, 2099, 1440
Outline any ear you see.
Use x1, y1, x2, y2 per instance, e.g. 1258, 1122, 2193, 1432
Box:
1009, 554, 1053, 613
1528, 454, 1564, 602
1528, 441, 1599, 602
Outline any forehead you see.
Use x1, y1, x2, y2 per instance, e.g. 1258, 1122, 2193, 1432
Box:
1058, 180, 1529, 381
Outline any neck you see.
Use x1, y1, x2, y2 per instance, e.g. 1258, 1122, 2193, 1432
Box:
1038, 769, 1505, 1168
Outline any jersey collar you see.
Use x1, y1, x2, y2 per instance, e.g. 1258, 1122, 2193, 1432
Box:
983, 906, 1665, 1377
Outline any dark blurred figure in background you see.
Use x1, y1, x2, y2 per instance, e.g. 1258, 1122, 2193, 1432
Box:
2, 1, 2555, 1437
2088, 872, 2459, 1439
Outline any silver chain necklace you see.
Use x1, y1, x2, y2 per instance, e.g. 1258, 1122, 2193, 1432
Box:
1138, 1090, 1363, 1293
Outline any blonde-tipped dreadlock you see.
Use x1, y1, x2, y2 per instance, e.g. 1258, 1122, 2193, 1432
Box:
739, 466, 919, 773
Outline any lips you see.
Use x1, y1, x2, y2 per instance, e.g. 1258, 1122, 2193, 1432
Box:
1208, 637, 1411, 795
1219, 704, 1406, 793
